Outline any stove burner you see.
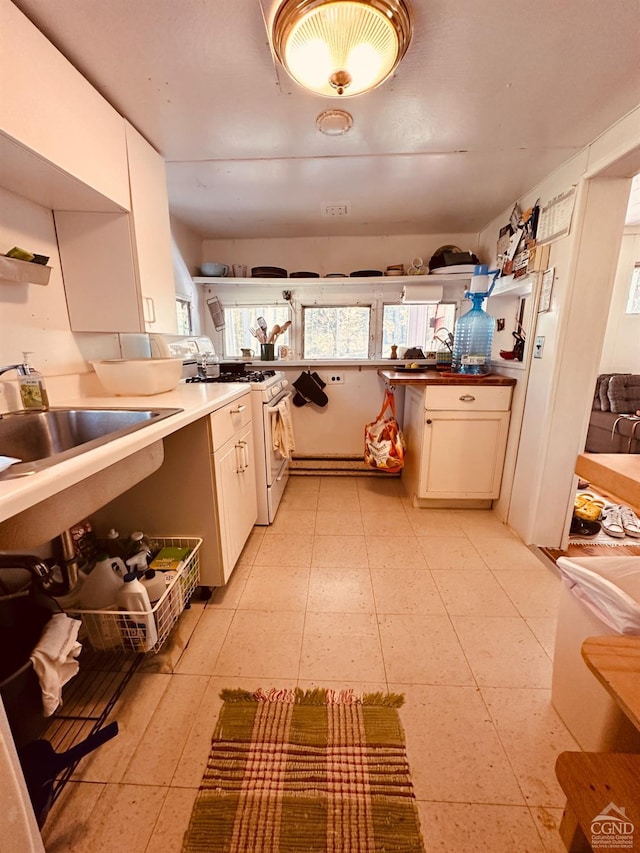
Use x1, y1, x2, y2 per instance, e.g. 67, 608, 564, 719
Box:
187, 369, 277, 384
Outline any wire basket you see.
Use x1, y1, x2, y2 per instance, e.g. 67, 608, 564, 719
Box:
65, 537, 202, 654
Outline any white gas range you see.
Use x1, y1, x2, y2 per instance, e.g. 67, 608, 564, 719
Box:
149, 334, 292, 524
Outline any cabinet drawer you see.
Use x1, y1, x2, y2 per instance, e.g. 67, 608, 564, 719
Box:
425, 385, 512, 412
210, 394, 252, 450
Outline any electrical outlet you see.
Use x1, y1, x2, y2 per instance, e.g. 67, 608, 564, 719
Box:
534, 336, 545, 358
329, 374, 344, 384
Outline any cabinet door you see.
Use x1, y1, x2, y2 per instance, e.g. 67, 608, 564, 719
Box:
419, 410, 510, 499
125, 122, 177, 334
214, 423, 258, 583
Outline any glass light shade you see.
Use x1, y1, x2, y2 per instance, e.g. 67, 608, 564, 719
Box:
273, 0, 412, 97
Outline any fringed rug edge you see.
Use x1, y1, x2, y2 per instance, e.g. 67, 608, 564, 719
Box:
219, 686, 405, 707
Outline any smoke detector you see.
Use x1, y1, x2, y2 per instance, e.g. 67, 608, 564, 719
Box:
316, 110, 353, 136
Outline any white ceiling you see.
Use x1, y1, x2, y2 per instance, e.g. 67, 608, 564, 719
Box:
11, 0, 640, 239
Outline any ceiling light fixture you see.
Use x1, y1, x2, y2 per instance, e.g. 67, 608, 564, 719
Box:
272, 0, 413, 98
316, 109, 353, 135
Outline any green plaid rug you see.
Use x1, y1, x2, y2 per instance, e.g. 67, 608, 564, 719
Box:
182, 687, 425, 853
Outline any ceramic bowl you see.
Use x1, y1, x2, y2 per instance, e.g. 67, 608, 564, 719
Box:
91, 358, 183, 395
200, 262, 229, 276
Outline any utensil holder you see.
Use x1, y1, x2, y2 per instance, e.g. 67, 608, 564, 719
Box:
260, 343, 275, 361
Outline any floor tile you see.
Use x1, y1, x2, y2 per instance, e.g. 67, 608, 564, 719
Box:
264, 507, 316, 536
214, 609, 305, 679
42, 781, 106, 852
235, 526, 265, 566
315, 509, 364, 536
238, 564, 310, 611
174, 607, 234, 674
49, 783, 167, 853
395, 684, 525, 804
526, 617, 558, 658
122, 674, 209, 786
307, 566, 375, 612
481, 687, 580, 807
206, 560, 252, 608
433, 569, 520, 616
417, 801, 546, 852
365, 534, 427, 569
361, 509, 413, 537
493, 569, 562, 618
300, 611, 385, 682
529, 806, 567, 853
452, 616, 553, 688
473, 538, 547, 571
379, 614, 474, 685
71, 672, 172, 783
455, 509, 517, 538
254, 532, 313, 566
145, 787, 198, 853
370, 568, 446, 615
418, 535, 487, 570
405, 509, 467, 537
311, 534, 368, 567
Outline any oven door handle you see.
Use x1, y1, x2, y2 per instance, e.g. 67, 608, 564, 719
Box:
265, 390, 294, 415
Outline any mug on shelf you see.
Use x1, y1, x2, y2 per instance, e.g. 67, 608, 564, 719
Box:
241, 348, 254, 358
278, 345, 290, 360
232, 264, 247, 277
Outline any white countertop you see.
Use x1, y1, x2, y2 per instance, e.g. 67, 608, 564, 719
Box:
0, 381, 250, 524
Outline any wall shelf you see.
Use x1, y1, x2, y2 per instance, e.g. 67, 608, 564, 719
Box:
192, 273, 472, 287
0, 254, 51, 286
491, 273, 535, 297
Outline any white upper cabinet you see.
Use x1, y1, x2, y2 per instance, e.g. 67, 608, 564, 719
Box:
124, 122, 178, 334
55, 125, 178, 334
0, 0, 129, 211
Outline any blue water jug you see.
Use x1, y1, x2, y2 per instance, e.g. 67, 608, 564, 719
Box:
451, 292, 494, 375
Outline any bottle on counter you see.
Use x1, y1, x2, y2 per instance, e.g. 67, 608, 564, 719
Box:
451, 293, 494, 376
117, 572, 158, 652
18, 352, 49, 411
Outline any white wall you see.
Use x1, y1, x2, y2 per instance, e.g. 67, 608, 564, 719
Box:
599, 228, 640, 372
170, 214, 204, 334
477, 106, 640, 547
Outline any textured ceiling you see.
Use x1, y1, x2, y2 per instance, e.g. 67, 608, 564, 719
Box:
11, 0, 640, 238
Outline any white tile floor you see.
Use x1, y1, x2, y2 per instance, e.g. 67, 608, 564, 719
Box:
42, 476, 578, 852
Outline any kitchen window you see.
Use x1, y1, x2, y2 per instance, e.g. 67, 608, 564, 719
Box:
176, 298, 193, 335
302, 306, 370, 359
382, 302, 456, 354
223, 306, 291, 357
625, 262, 640, 314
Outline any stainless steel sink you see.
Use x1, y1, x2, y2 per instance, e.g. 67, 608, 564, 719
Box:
0, 407, 183, 478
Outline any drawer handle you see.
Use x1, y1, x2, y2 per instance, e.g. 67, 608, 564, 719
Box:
230, 405, 247, 414
459, 394, 476, 402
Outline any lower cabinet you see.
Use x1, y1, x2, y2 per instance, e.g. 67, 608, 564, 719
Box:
92, 394, 257, 587
402, 384, 512, 506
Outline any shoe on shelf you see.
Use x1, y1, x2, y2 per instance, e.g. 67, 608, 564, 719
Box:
601, 505, 625, 538
577, 478, 590, 490
619, 505, 640, 538
569, 515, 602, 538
574, 498, 606, 522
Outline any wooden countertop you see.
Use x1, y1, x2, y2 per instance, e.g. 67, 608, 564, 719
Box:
378, 368, 517, 386
576, 453, 640, 514
582, 635, 640, 730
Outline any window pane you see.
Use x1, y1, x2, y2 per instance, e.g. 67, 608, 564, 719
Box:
303, 306, 370, 359
176, 298, 192, 335
223, 307, 291, 357
382, 303, 456, 354
625, 264, 640, 314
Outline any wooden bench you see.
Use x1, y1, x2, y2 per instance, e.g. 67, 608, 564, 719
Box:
555, 752, 640, 851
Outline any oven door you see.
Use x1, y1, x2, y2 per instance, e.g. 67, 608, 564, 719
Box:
264, 390, 294, 487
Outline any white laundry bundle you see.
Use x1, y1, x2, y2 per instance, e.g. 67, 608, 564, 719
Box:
29, 612, 82, 716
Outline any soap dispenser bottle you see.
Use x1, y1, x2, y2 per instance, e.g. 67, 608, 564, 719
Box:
18, 352, 49, 410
